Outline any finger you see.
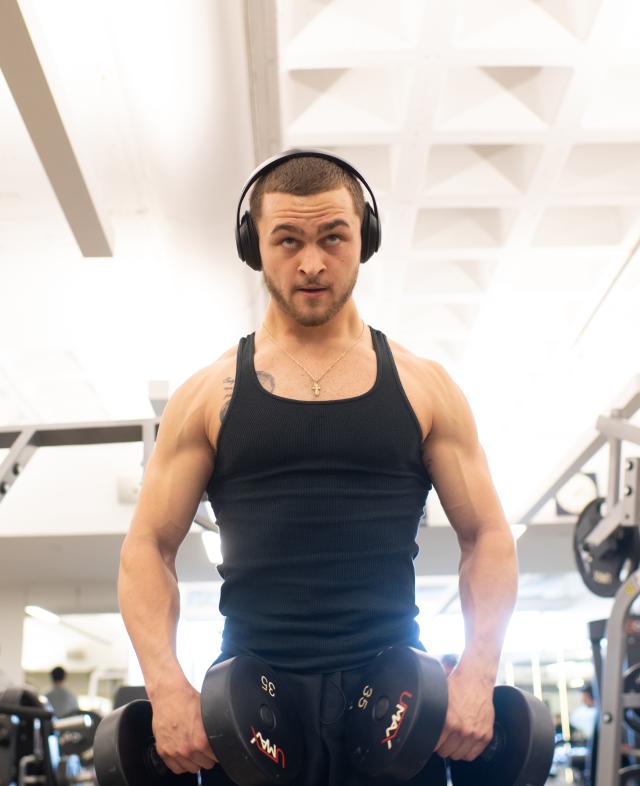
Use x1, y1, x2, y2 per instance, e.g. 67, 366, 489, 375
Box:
189, 750, 219, 771
451, 735, 480, 762
436, 731, 463, 760
172, 754, 201, 775
157, 753, 191, 775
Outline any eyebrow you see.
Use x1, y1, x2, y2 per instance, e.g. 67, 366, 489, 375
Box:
269, 219, 351, 237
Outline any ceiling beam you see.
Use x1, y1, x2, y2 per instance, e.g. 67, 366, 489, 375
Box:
0, 0, 113, 257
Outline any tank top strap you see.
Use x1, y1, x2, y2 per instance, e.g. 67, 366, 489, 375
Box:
369, 326, 402, 395
370, 327, 425, 441
231, 332, 256, 395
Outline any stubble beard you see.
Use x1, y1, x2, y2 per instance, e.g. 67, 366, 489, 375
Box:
262, 267, 359, 327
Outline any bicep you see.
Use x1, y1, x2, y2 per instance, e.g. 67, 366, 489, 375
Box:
126, 379, 216, 560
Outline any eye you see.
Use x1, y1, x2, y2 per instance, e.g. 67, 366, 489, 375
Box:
280, 237, 298, 249
323, 234, 342, 246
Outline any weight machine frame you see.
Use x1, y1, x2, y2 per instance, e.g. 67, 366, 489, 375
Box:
517, 375, 640, 786
0, 383, 217, 531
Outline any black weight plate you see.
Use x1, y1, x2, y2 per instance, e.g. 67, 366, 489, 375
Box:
620, 764, 640, 785
574, 497, 640, 597
346, 646, 448, 782
449, 687, 554, 786
58, 711, 101, 756
201, 656, 303, 786
93, 700, 197, 786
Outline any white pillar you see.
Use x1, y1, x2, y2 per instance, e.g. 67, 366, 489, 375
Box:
0, 587, 25, 687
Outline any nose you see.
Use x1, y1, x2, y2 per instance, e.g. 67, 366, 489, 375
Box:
297, 243, 327, 277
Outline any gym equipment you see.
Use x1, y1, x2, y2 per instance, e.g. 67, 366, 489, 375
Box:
200, 655, 303, 785
94, 655, 303, 786
235, 148, 381, 271
574, 496, 640, 597
0, 687, 95, 786
345, 646, 448, 781
93, 700, 197, 786
0, 390, 222, 538
447, 686, 555, 786
344, 646, 553, 785
517, 377, 640, 785
57, 711, 101, 758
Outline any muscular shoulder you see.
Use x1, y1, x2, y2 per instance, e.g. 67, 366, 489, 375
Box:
386, 337, 468, 434
170, 343, 239, 443
386, 337, 452, 395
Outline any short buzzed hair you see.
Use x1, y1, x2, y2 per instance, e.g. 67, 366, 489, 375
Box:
51, 666, 66, 682
249, 155, 365, 224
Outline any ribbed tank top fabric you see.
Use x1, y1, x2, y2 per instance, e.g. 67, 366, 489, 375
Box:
206, 327, 432, 673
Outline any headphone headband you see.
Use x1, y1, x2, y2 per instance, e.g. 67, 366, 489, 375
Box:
235, 148, 380, 229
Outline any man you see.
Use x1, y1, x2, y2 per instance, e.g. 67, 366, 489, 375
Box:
570, 684, 597, 742
118, 151, 518, 785
46, 666, 79, 718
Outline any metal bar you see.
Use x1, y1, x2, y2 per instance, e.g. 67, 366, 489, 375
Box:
142, 421, 155, 471
0, 0, 112, 256
243, 0, 281, 163
0, 703, 53, 720
597, 415, 640, 447
0, 428, 36, 498
584, 501, 625, 548
607, 411, 623, 511
0, 420, 160, 450
515, 428, 607, 524
596, 570, 640, 786
516, 376, 640, 525
623, 458, 640, 526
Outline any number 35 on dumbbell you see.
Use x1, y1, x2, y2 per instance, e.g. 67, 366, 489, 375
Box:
345, 646, 555, 786
93, 656, 304, 786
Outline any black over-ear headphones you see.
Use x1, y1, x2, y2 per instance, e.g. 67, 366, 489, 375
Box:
235, 148, 381, 271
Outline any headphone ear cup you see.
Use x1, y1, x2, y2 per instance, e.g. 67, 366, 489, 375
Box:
360, 204, 380, 263
237, 211, 262, 271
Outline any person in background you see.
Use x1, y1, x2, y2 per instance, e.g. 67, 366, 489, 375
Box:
570, 683, 597, 742
46, 666, 79, 718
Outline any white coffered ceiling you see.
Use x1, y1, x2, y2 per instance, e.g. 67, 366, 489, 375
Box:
1, 0, 640, 625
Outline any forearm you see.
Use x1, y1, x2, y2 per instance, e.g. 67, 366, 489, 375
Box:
456, 527, 518, 684
118, 533, 190, 700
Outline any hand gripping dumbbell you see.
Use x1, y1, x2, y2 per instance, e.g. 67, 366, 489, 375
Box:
345, 645, 555, 786
93, 655, 304, 786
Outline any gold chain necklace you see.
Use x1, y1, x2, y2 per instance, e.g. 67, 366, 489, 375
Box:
261, 320, 367, 397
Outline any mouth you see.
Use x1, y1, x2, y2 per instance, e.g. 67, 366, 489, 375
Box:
297, 287, 328, 295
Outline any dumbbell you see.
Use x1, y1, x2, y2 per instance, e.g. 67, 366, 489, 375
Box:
345, 646, 449, 781
345, 645, 555, 786
94, 655, 304, 786
446, 685, 555, 786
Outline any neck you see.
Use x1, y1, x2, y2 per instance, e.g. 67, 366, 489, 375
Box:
262, 301, 363, 346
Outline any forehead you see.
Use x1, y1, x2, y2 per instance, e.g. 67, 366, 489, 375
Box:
259, 188, 358, 224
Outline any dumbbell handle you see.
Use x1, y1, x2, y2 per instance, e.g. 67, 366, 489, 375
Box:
144, 741, 171, 777
477, 722, 505, 764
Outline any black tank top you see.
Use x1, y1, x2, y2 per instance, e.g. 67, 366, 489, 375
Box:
206, 327, 432, 673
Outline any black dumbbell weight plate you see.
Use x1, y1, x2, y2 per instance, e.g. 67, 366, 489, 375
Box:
346, 646, 448, 782
449, 686, 555, 786
620, 764, 640, 785
93, 700, 197, 786
573, 497, 640, 597
200, 656, 303, 786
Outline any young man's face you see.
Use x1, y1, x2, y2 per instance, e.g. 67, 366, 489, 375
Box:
256, 187, 362, 327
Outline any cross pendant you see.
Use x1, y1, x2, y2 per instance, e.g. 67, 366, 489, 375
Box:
312, 382, 321, 397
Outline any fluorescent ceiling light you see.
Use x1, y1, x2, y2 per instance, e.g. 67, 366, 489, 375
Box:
25, 605, 60, 624
201, 530, 222, 565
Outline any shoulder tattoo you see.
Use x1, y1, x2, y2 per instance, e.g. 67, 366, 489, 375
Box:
219, 371, 277, 421
257, 370, 276, 392
220, 376, 234, 421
